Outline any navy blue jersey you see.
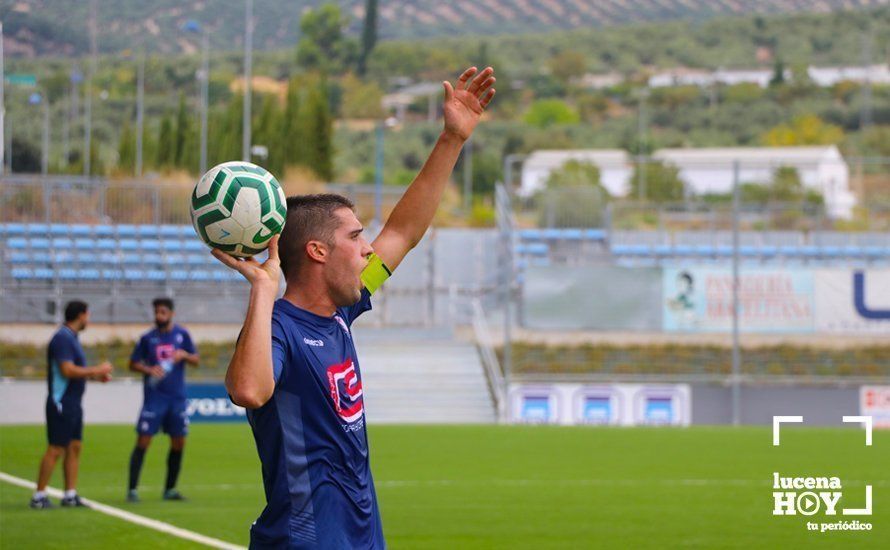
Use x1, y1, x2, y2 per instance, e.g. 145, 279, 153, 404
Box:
130, 325, 196, 400
247, 288, 385, 549
47, 325, 88, 409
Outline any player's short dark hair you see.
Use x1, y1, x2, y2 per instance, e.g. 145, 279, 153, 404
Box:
279, 194, 355, 280
64, 300, 88, 322
152, 297, 175, 311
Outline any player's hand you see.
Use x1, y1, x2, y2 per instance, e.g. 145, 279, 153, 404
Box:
99, 372, 112, 383
173, 349, 189, 362
97, 361, 113, 376
442, 66, 496, 141
212, 235, 281, 292
149, 365, 166, 378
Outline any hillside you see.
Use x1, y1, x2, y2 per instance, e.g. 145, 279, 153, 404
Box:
1, 0, 884, 57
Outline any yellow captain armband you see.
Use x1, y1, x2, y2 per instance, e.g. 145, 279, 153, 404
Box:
360, 253, 392, 296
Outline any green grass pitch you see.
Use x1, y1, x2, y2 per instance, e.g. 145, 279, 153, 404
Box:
0, 424, 887, 549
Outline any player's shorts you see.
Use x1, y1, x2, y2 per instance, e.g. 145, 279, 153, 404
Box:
45, 399, 83, 447
136, 396, 189, 437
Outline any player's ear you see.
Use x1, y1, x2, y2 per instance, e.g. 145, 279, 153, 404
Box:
306, 240, 328, 264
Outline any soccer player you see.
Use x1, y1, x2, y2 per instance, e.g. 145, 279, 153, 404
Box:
126, 297, 199, 502
31, 300, 113, 509
214, 66, 495, 548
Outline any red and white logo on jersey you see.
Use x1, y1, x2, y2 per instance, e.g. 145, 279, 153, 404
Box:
326, 358, 363, 423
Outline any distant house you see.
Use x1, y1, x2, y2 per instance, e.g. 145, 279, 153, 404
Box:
520, 146, 855, 218
807, 64, 890, 87
653, 146, 854, 218
519, 150, 632, 197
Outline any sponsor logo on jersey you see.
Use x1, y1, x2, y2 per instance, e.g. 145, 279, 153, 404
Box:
326, 358, 363, 423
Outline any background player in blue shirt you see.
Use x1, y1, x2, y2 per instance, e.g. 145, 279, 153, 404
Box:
126, 297, 199, 502
213, 66, 495, 548
30, 300, 113, 509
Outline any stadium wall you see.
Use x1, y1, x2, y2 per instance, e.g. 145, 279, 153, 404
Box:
0, 379, 872, 427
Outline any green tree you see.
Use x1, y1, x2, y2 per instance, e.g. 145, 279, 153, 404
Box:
523, 99, 580, 128
254, 94, 283, 175
173, 94, 190, 167
280, 78, 305, 167
156, 116, 174, 167
117, 119, 135, 172
295, 4, 357, 74
544, 160, 603, 189
629, 161, 685, 202
357, 0, 378, 76
298, 84, 334, 180
341, 74, 384, 119
547, 50, 586, 83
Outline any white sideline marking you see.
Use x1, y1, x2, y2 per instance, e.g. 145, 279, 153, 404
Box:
842, 415, 873, 446
772, 415, 803, 446
0, 471, 245, 550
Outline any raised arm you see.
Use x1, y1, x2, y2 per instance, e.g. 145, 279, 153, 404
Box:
372, 66, 496, 271
212, 236, 281, 409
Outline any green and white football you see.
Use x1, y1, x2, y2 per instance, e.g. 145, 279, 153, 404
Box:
190, 161, 287, 257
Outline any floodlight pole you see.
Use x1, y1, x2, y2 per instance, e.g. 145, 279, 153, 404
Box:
199, 30, 209, 174
136, 50, 144, 177
731, 160, 742, 426
373, 122, 384, 228
84, 0, 97, 176
0, 22, 5, 175
242, 0, 253, 162
41, 95, 50, 175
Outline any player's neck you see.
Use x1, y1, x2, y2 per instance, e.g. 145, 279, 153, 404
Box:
63, 322, 80, 333
283, 285, 337, 318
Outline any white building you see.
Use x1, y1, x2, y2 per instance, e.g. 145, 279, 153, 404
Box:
519, 150, 632, 197
807, 64, 890, 87
653, 146, 854, 218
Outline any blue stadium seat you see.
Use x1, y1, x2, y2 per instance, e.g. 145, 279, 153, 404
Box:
559, 229, 584, 240
11, 267, 32, 279
518, 229, 544, 241
8, 251, 31, 263
30, 238, 50, 249
162, 240, 184, 251
183, 240, 204, 251
99, 252, 118, 264
164, 253, 186, 264
139, 240, 161, 251
53, 251, 75, 263
6, 237, 28, 249
96, 238, 117, 250
33, 267, 55, 279
48, 224, 69, 236
116, 225, 138, 238
583, 229, 607, 241
179, 226, 196, 238
58, 267, 79, 280
137, 225, 160, 238
3, 223, 27, 236
185, 255, 206, 265
124, 269, 145, 280
69, 224, 92, 237
673, 244, 695, 256
146, 270, 167, 281
52, 237, 74, 249
120, 253, 141, 265
74, 238, 93, 249
78, 268, 101, 280
102, 269, 123, 280
119, 239, 139, 250
142, 253, 164, 264
76, 252, 98, 264
94, 225, 115, 238
189, 270, 212, 281
170, 270, 190, 281
159, 225, 182, 238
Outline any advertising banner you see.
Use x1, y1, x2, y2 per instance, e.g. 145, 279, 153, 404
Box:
663, 267, 814, 333
860, 386, 890, 429
508, 383, 691, 426
815, 270, 890, 334
186, 384, 247, 423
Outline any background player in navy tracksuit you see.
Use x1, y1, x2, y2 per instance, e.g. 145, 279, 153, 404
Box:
30, 300, 113, 509
126, 297, 199, 502
213, 66, 495, 548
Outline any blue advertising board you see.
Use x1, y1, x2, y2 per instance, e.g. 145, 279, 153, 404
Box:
186, 384, 247, 423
